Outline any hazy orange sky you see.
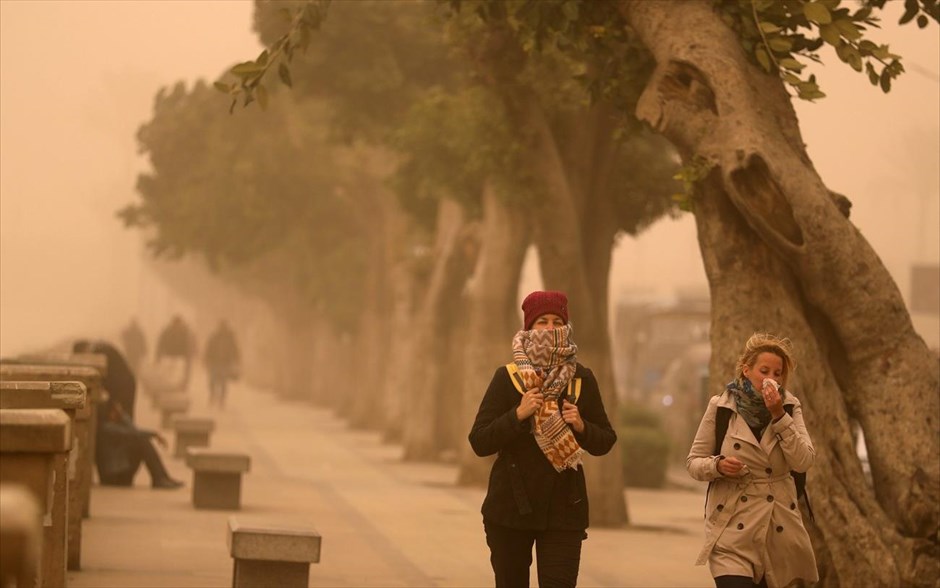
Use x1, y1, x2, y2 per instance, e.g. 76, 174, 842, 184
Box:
1, 0, 938, 355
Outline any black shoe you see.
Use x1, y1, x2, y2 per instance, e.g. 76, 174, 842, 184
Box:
152, 477, 184, 490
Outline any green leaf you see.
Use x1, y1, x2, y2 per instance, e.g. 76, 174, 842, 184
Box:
759, 21, 781, 33
880, 71, 892, 92
213, 81, 232, 94
899, 0, 918, 25
916, 14, 929, 28
834, 19, 862, 40
819, 24, 842, 45
783, 72, 802, 85
755, 47, 772, 72
804, 2, 833, 24
768, 36, 794, 52
779, 57, 805, 71
230, 61, 265, 76
256, 49, 269, 67
278, 63, 293, 88
819, 0, 839, 9
848, 52, 862, 71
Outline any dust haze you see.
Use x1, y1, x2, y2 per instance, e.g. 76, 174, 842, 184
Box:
1, 1, 937, 353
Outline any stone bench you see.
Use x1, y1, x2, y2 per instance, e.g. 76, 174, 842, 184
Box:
159, 392, 191, 430
0, 381, 88, 572
0, 483, 43, 588
173, 417, 215, 458
0, 363, 105, 523
227, 517, 321, 588
186, 449, 250, 510
11, 353, 109, 378
0, 409, 72, 588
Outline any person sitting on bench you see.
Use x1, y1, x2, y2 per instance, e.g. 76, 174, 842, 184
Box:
96, 399, 184, 490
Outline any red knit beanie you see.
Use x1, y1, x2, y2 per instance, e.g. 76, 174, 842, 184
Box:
522, 290, 569, 330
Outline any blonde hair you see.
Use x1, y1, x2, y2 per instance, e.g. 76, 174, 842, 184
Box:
735, 333, 796, 385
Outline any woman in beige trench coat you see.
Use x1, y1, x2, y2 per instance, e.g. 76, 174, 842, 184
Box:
687, 333, 818, 588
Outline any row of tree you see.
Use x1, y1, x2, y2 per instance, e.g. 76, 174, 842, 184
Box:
121, 1, 939, 585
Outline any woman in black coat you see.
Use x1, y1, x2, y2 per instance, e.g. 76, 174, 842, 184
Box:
469, 290, 617, 588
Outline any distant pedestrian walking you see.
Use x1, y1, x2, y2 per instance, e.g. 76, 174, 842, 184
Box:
155, 315, 196, 390
203, 320, 240, 409
469, 290, 617, 588
120, 318, 147, 373
687, 333, 818, 588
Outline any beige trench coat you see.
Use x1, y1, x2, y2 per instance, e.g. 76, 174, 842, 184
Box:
687, 391, 819, 587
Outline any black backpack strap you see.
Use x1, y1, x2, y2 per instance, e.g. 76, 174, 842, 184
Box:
714, 407, 733, 455
704, 406, 734, 517
782, 404, 814, 521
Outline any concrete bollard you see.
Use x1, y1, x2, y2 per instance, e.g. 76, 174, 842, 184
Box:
172, 417, 215, 459
227, 517, 321, 588
0, 362, 106, 521
0, 381, 88, 571
0, 409, 72, 588
0, 484, 43, 588
186, 449, 250, 510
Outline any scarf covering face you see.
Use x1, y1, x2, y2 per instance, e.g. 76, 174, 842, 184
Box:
511, 324, 583, 472
726, 377, 787, 430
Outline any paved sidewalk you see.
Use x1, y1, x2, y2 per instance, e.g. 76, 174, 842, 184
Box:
68, 376, 713, 588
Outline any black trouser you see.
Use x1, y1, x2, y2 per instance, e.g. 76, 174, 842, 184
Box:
98, 430, 171, 486
484, 523, 585, 588
715, 575, 768, 588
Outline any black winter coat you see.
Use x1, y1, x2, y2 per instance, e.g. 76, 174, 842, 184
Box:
469, 363, 617, 531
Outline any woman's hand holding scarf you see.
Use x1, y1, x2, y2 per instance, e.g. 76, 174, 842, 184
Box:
561, 399, 584, 433
516, 388, 544, 421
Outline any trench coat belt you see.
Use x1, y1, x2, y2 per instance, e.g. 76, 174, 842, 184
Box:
694, 472, 792, 565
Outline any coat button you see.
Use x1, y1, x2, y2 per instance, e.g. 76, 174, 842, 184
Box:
765, 467, 773, 474
790, 503, 796, 510
776, 525, 784, 532
737, 523, 744, 530
741, 496, 748, 502
733, 442, 741, 450
766, 495, 774, 502
716, 504, 724, 512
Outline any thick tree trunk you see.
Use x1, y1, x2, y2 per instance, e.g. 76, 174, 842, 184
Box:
515, 95, 629, 527
620, 1, 940, 585
381, 246, 418, 444
467, 20, 629, 524
347, 152, 401, 431
402, 199, 475, 461
457, 180, 531, 485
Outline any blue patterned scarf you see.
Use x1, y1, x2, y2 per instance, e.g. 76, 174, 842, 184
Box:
726, 378, 786, 430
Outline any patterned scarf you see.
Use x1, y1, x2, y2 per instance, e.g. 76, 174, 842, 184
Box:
511, 324, 583, 472
726, 377, 787, 430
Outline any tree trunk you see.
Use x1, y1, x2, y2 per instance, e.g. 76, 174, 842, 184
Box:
347, 150, 400, 431
381, 244, 418, 444
457, 180, 531, 485
402, 199, 475, 460
517, 96, 629, 527
620, 1, 940, 584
